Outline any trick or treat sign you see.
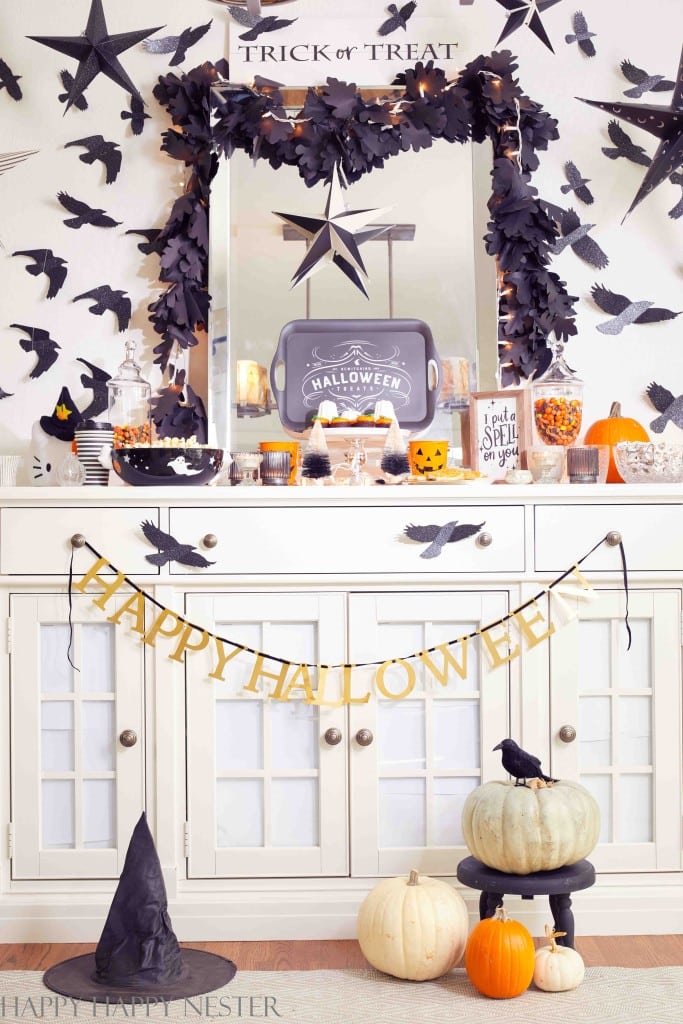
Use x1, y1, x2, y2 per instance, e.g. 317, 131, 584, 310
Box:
272, 319, 441, 432
228, 12, 462, 86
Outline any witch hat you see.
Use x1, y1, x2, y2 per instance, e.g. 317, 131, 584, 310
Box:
43, 814, 236, 1003
39, 386, 83, 442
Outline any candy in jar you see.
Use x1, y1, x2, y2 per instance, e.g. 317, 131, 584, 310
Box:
107, 340, 152, 449
531, 339, 583, 446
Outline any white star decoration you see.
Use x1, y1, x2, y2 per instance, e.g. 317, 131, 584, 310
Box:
273, 166, 392, 297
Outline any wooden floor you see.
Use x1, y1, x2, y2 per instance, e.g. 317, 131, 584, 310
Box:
1, 936, 683, 971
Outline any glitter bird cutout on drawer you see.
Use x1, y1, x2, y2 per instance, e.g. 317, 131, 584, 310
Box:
403, 521, 485, 559
141, 521, 216, 569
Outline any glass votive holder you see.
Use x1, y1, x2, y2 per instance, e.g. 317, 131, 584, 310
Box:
567, 444, 610, 484
232, 451, 262, 485
527, 446, 565, 484
260, 450, 291, 485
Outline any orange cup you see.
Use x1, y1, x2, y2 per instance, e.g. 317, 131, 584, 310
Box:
408, 439, 449, 476
258, 441, 300, 485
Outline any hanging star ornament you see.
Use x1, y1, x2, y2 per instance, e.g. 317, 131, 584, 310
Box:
495, 0, 563, 53
579, 45, 683, 219
27, 0, 163, 113
273, 167, 392, 297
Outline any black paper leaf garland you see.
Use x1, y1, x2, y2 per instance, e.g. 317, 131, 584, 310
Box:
152, 52, 574, 384
151, 370, 209, 442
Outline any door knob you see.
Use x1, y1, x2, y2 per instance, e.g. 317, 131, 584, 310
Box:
355, 728, 374, 747
70, 533, 86, 548
202, 534, 218, 549
323, 727, 342, 746
119, 729, 138, 748
559, 725, 577, 743
476, 532, 493, 548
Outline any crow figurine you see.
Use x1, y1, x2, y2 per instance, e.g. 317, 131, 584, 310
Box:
493, 738, 557, 786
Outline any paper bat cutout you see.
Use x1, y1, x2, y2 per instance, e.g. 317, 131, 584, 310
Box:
404, 521, 485, 559
58, 69, 88, 110
646, 381, 683, 433
73, 285, 132, 332
551, 208, 608, 269
125, 227, 162, 254
591, 283, 681, 335
10, 323, 61, 378
495, 0, 563, 54
601, 120, 651, 167
0, 57, 22, 101
0, 387, 13, 400
379, 3, 418, 37
620, 58, 675, 99
561, 160, 594, 204
669, 172, 683, 219
140, 520, 215, 568
11, 248, 68, 299
121, 95, 150, 135
77, 357, 111, 420
565, 10, 596, 57
57, 191, 121, 229
142, 20, 212, 65
65, 135, 122, 184
28, 0, 162, 113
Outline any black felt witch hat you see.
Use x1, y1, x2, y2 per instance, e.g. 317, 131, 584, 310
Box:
39, 386, 83, 442
43, 814, 236, 1003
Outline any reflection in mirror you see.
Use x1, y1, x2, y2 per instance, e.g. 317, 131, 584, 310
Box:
209, 104, 496, 453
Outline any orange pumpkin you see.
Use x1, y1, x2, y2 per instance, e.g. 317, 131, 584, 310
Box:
465, 905, 535, 998
584, 402, 649, 483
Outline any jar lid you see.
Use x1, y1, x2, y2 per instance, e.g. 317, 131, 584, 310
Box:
108, 339, 150, 388
533, 339, 583, 386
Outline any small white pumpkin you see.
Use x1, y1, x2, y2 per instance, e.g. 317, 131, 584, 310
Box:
534, 925, 585, 992
461, 780, 600, 874
357, 869, 469, 981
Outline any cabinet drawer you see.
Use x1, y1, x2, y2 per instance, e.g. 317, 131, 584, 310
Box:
0, 507, 160, 576
169, 504, 525, 575
534, 504, 683, 571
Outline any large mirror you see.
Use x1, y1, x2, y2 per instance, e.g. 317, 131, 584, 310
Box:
208, 87, 497, 452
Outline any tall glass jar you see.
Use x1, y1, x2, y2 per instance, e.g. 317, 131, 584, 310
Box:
532, 340, 583, 446
107, 340, 152, 449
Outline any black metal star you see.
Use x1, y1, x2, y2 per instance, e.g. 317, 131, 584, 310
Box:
27, 0, 163, 113
579, 46, 683, 219
495, 0, 563, 53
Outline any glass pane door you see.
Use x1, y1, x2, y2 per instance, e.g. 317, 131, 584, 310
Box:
349, 591, 509, 876
186, 592, 347, 877
11, 594, 144, 879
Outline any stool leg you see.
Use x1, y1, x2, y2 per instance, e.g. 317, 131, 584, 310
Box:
549, 893, 574, 948
480, 891, 504, 919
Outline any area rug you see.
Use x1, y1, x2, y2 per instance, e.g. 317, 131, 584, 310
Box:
0, 967, 681, 1022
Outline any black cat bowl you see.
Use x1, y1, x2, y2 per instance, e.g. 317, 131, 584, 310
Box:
111, 447, 225, 487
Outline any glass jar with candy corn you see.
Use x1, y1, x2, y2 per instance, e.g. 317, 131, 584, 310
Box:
107, 340, 152, 450
532, 339, 583, 447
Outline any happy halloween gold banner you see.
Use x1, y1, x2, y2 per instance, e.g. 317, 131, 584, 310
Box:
72, 548, 606, 705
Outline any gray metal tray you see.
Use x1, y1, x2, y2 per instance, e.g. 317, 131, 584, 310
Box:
270, 318, 442, 435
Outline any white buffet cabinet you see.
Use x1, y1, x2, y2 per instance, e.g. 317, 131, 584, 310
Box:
0, 484, 681, 941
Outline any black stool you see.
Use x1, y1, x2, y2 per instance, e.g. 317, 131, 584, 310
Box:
456, 856, 595, 948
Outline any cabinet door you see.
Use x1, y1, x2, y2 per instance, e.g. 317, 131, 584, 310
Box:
551, 589, 681, 872
349, 591, 510, 877
10, 594, 145, 879
186, 592, 348, 878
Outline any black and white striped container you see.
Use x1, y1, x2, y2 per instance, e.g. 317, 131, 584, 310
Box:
75, 422, 115, 486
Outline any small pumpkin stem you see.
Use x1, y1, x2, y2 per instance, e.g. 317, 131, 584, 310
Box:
408, 870, 419, 886
609, 402, 622, 418
493, 905, 508, 922
544, 923, 567, 952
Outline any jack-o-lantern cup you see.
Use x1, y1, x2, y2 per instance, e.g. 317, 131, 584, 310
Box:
408, 440, 448, 476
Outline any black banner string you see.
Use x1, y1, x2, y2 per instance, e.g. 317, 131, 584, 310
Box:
66, 546, 80, 672
65, 532, 630, 673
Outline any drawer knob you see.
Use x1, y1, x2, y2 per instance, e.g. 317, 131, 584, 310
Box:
324, 727, 342, 746
476, 532, 493, 548
606, 530, 622, 547
355, 728, 374, 747
70, 533, 86, 548
202, 533, 218, 549
559, 725, 577, 743
119, 729, 138, 748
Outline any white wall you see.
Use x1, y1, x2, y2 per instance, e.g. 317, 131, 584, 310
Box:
1, 0, 682, 464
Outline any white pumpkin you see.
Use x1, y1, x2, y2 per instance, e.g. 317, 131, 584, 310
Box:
357, 869, 469, 981
462, 780, 600, 874
534, 926, 585, 992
